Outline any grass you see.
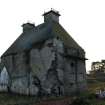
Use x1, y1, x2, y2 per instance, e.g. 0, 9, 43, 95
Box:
0, 92, 73, 105
79, 79, 105, 105
0, 92, 38, 105
87, 79, 105, 93
0, 80, 105, 105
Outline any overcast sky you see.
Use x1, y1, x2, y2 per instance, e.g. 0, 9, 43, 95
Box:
0, 0, 105, 72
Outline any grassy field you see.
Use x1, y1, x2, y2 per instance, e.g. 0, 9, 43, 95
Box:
82, 79, 105, 105
87, 80, 105, 93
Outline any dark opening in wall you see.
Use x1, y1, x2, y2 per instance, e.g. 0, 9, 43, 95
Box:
47, 43, 53, 47
56, 36, 59, 40
71, 62, 74, 67
25, 51, 30, 65
70, 83, 73, 86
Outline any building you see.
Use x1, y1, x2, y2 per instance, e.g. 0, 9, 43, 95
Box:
91, 60, 105, 72
89, 60, 105, 81
0, 10, 87, 96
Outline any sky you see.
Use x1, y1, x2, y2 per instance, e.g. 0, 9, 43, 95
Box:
0, 0, 105, 72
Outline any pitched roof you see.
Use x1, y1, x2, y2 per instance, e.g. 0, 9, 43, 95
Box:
52, 22, 83, 50
2, 21, 84, 57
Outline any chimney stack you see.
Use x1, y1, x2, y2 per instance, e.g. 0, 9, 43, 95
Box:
22, 23, 35, 33
43, 9, 60, 23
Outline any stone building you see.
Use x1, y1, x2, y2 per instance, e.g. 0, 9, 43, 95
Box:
0, 10, 87, 96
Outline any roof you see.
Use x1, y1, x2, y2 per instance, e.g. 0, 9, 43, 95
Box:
43, 9, 60, 16
2, 21, 84, 57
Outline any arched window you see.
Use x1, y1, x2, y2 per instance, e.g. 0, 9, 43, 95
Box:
0, 67, 9, 85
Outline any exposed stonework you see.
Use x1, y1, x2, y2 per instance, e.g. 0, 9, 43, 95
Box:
0, 10, 87, 97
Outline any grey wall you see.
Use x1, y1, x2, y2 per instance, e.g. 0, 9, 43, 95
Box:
0, 38, 86, 96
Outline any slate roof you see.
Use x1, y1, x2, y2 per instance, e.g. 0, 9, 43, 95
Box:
2, 21, 84, 57
0, 62, 4, 72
